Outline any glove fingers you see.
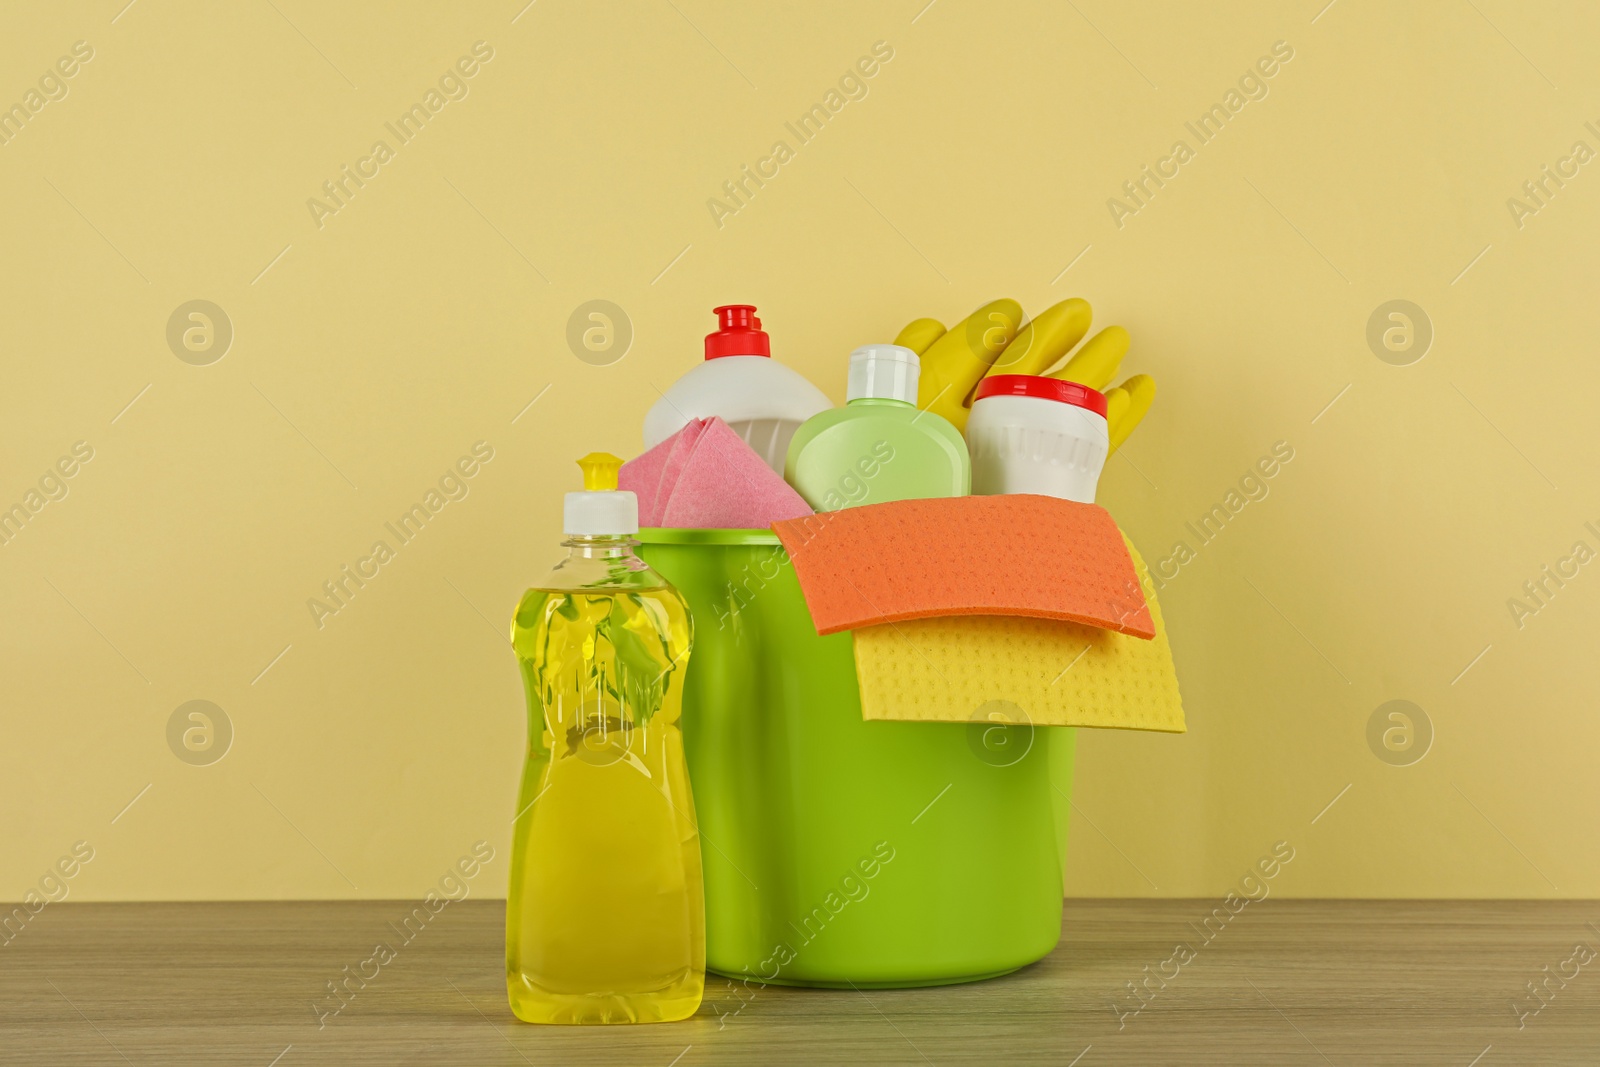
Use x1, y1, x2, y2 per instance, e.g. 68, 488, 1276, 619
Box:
1103, 385, 1132, 436
1108, 373, 1156, 452
1052, 325, 1129, 391
893, 318, 946, 356
987, 298, 1093, 379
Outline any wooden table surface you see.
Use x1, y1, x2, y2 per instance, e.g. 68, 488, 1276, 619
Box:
3, 899, 1597, 1065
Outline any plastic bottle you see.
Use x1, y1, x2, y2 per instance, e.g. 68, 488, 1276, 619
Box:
966, 375, 1109, 503
506, 452, 704, 1025
785, 344, 969, 512
642, 305, 832, 473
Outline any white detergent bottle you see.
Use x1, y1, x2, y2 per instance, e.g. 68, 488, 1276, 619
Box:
642, 305, 831, 472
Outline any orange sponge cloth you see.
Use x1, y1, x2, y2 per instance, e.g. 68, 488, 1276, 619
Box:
770, 494, 1154, 639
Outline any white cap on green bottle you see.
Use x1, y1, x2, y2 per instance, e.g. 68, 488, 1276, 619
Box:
564, 452, 638, 535
847, 344, 920, 405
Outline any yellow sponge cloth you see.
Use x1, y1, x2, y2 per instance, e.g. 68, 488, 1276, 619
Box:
852, 535, 1184, 732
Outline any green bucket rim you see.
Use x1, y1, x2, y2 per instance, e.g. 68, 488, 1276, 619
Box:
637, 527, 781, 546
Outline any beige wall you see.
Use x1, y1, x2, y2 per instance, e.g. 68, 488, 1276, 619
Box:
3, 1, 1597, 901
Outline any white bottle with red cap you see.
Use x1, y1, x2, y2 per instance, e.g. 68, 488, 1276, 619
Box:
965, 375, 1110, 503
642, 305, 832, 473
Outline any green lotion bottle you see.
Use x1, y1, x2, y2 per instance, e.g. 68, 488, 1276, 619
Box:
785, 344, 969, 512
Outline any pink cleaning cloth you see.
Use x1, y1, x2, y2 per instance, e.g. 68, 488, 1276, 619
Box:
657, 418, 813, 529
618, 433, 678, 525
653, 418, 708, 519
619, 418, 710, 525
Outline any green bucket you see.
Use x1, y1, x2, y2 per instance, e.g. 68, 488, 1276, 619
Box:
638, 528, 1070, 989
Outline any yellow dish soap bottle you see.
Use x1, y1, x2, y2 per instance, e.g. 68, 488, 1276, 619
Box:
506, 452, 703, 1024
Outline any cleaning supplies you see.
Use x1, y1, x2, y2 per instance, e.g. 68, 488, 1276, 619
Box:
965, 374, 1110, 502
620, 417, 812, 528
642, 305, 832, 473
785, 344, 969, 512
506, 452, 704, 1025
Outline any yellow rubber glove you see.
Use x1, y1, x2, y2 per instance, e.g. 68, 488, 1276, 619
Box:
894, 299, 1156, 449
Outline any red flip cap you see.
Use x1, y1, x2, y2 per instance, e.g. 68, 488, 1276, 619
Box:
973, 374, 1108, 418
705, 304, 771, 359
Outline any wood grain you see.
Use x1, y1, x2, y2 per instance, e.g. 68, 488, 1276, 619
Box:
3, 899, 1598, 1065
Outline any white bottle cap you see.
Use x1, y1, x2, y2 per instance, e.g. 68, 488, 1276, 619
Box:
563, 453, 637, 535
847, 344, 920, 404
564, 490, 638, 536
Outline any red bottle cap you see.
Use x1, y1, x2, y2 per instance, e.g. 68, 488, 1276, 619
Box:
705, 304, 771, 359
973, 374, 1108, 417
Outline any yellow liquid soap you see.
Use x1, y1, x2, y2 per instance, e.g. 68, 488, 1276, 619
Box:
506, 540, 703, 1025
